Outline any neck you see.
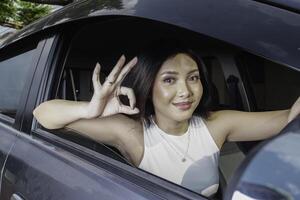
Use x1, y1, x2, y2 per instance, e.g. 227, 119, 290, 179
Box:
153, 115, 189, 136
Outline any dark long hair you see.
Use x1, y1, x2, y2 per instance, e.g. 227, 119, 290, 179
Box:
123, 39, 212, 123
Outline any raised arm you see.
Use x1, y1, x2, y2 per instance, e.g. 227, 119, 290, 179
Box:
33, 55, 139, 130
210, 96, 300, 144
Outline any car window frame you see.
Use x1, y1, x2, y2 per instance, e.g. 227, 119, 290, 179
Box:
26, 26, 209, 200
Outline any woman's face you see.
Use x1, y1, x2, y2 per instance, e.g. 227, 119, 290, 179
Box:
152, 53, 203, 123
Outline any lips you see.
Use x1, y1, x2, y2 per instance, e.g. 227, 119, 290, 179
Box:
172, 101, 193, 111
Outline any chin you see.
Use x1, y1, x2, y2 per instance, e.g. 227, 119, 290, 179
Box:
171, 110, 194, 122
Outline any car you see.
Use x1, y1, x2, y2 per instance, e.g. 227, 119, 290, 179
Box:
0, 0, 299, 199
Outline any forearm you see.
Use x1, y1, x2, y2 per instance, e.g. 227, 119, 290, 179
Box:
257, 109, 290, 139
33, 99, 90, 129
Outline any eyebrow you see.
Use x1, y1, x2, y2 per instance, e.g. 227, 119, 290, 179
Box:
160, 69, 199, 75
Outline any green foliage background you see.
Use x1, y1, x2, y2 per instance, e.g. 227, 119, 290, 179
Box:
0, 0, 51, 29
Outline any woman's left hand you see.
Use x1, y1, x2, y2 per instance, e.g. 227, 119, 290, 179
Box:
288, 96, 300, 123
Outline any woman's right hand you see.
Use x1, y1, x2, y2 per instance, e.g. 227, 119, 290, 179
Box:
84, 55, 139, 119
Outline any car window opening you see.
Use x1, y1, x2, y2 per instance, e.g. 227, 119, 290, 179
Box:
37, 17, 300, 199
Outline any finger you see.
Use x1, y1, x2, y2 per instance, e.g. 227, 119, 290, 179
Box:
288, 110, 299, 123
105, 55, 126, 84
118, 87, 136, 109
92, 63, 101, 89
119, 105, 140, 115
115, 57, 138, 85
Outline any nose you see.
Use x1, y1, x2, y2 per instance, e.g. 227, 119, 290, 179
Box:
177, 81, 191, 98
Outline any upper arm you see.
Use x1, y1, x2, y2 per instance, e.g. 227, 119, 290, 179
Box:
212, 110, 289, 142
66, 114, 139, 148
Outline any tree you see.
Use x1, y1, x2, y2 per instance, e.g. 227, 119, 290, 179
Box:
23, 0, 73, 6
17, 1, 52, 27
0, 0, 52, 29
0, 0, 16, 25
1, 0, 123, 29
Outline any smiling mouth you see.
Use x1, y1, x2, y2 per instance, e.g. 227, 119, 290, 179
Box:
172, 102, 193, 111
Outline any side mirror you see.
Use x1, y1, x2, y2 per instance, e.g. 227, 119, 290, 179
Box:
224, 117, 300, 200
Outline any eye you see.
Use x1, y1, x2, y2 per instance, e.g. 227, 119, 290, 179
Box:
163, 77, 176, 84
188, 75, 200, 82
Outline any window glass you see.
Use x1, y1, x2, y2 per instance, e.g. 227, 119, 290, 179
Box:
0, 46, 37, 118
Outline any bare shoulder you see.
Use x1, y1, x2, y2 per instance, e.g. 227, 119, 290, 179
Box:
203, 110, 237, 148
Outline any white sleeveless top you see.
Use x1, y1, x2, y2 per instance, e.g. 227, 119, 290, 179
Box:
138, 116, 220, 197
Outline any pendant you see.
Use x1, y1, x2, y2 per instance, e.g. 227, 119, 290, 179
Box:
182, 158, 186, 162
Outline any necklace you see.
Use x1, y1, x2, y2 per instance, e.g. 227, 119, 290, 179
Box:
152, 117, 191, 162
159, 129, 191, 162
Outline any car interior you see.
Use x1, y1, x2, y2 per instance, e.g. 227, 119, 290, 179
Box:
42, 17, 300, 199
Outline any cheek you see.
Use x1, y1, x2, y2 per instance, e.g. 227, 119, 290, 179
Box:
152, 84, 175, 105
192, 83, 203, 101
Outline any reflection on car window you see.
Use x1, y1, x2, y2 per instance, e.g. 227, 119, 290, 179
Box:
0, 46, 37, 118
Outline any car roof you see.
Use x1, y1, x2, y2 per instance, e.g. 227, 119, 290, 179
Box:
1, 0, 300, 71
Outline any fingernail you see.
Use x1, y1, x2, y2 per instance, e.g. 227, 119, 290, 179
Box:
130, 57, 138, 65
121, 55, 125, 59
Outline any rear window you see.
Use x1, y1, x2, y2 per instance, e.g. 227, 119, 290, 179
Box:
0, 44, 37, 118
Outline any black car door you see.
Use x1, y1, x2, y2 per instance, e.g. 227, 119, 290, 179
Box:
1, 128, 161, 200
0, 123, 18, 196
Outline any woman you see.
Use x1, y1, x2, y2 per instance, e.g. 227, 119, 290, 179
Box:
33, 40, 300, 197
